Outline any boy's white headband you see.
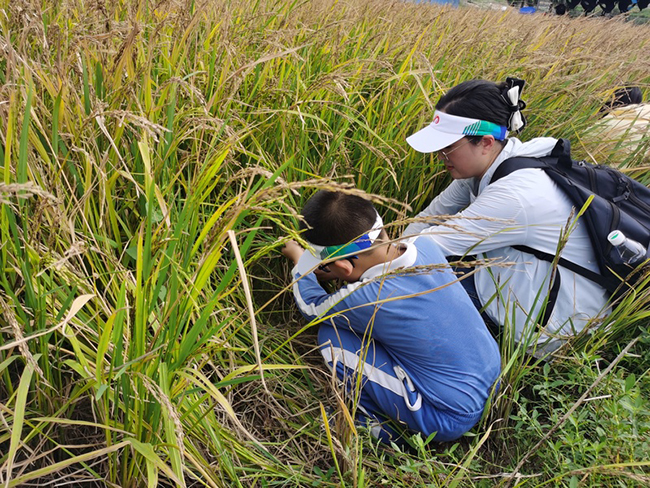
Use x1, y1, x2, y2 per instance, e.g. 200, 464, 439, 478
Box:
300, 213, 384, 271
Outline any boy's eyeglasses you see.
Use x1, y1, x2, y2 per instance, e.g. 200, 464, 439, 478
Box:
438, 137, 471, 160
317, 256, 357, 273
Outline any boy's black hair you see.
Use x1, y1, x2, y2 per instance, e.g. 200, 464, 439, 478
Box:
300, 191, 377, 246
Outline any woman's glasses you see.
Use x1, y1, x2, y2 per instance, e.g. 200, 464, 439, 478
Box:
438, 138, 471, 161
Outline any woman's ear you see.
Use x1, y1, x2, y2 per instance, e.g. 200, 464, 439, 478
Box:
331, 258, 355, 278
480, 135, 497, 154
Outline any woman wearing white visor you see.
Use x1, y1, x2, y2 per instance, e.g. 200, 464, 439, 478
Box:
404, 78, 610, 355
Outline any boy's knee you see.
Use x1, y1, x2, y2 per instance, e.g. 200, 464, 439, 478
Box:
316, 324, 336, 349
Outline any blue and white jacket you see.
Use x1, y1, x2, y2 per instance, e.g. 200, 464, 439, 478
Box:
291, 236, 501, 415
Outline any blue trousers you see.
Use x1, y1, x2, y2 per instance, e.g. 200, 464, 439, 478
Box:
455, 266, 501, 338
318, 324, 483, 443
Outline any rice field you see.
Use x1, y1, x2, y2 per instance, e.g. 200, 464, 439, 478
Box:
1, 0, 650, 486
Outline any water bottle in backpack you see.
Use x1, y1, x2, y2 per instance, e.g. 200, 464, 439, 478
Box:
492, 138, 650, 299
607, 230, 647, 266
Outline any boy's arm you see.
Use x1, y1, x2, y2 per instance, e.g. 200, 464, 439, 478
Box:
282, 239, 336, 282
281, 240, 305, 264
282, 241, 363, 323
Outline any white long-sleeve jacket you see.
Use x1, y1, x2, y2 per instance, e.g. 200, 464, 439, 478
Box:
403, 137, 611, 349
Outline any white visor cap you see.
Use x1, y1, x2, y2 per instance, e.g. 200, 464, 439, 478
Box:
407, 111, 504, 153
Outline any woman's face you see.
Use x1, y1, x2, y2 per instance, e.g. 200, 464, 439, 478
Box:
436, 137, 495, 180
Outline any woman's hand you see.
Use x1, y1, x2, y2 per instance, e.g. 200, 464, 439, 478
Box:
281, 239, 305, 265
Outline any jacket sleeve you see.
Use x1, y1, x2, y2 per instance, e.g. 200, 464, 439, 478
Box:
415, 178, 529, 257
290, 252, 367, 326
403, 180, 473, 237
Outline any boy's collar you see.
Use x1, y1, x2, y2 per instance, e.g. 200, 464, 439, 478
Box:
359, 240, 417, 281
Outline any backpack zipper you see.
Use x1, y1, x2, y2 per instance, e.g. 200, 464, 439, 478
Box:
629, 188, 650, 215
606, 204, 621, 257
584, 163, 597, 192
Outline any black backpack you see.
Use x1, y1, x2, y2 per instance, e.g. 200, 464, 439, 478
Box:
490, 138, 650, 301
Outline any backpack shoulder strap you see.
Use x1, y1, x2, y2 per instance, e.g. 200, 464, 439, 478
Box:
512, 245, 612, 291
550, 138, 573, 170
490, 156, 547, 184
490, 138, 572, 185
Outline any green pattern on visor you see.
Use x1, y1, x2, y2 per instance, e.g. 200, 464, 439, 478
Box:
306, 212, 384, 266
319, 236, 373, 261
462, 120, 507, 140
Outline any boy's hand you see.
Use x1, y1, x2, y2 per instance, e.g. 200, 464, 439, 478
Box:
281, 240, 335, 281
281, 240, 305, 265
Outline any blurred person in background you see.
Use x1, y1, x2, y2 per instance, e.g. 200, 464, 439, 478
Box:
591, 86, 650, 163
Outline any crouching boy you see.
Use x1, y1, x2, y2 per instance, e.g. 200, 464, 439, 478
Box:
282, 190, 501, 444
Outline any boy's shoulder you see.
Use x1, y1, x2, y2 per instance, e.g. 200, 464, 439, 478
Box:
357, 237, 448, 285
408, 235, 447, 264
